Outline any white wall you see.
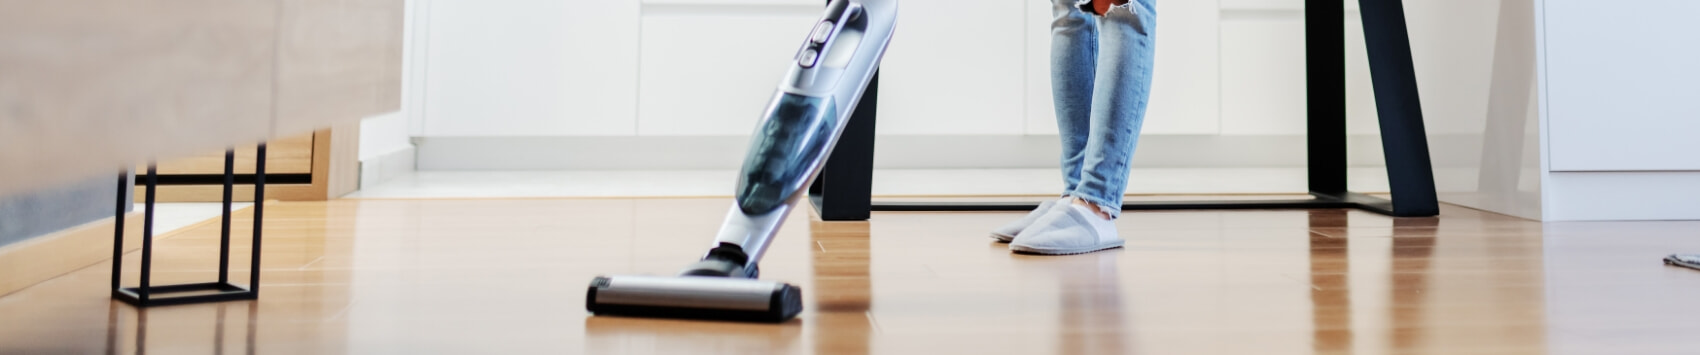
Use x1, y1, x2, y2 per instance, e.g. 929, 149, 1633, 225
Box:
361, 112, 410, 161
360, 111, 414, 188
1381, 0, 1544, 220
358, 0, 426, 188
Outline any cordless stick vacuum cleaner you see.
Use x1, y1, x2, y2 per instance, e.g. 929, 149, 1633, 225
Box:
585, 0, 897, 323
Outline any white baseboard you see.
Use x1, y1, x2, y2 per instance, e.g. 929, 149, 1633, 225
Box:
415, 134, 1485, 170
1546, 171, 1700, 221
359, 146, 417, 189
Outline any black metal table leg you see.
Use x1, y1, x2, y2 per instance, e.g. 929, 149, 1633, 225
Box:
809, 0, 879, 221
813, 0, 1439, 219
810, 71, 879, 221
219, 149, 234, 285
1356, 0, 1439, 217
111, 173, 128, 291
250, 143, 266, 295
113, 143, 268, 307
1307, 0, 1347, 200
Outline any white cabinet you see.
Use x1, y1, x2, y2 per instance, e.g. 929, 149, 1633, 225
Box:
420, 0, 640, 136
413, 0, 1323, 139
876, 0, 1027, 135
1024, 0, 1222, 135
1220, 10, 1305, 136
635, 5, 821, 136
1544, 0, 1700, 171
1215, 0, 1501, 138
1399, 0, 1501, 136
1146, 0, 1224, 135
1215, 3, 1376, 137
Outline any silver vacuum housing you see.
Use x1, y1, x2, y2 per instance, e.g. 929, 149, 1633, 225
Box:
587, 0, 897, 322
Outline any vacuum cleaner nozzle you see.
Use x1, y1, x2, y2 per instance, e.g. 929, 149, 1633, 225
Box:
586, 275, 803, 322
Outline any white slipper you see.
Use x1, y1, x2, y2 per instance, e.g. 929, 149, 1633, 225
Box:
990, 198, 1068, 243
1009, 204, 1124, 255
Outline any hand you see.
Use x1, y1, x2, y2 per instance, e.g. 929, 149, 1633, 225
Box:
1091, 0, 1130, 15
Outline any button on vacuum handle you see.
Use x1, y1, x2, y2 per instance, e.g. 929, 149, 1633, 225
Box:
798, 48, 821, 68
796, 1, 862, 69
809, 21, 834, 44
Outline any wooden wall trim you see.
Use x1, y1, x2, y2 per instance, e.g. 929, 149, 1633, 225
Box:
146, 126, 359, 202
306, 128, 333, 199
326, 122, 362, 199
0, 212, 167, 297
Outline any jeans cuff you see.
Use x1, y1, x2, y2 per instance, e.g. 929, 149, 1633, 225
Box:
1067, 193, 1121, 219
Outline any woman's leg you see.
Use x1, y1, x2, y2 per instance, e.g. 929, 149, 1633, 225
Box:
989, 0, 1099, 241
1051, 0, 1098, 194
1069, 0, 1155, 219
1007, 0, 1154, 254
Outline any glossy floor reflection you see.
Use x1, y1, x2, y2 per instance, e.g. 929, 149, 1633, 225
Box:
2, 198, 1698, 354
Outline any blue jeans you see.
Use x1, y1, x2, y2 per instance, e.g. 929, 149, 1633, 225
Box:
1050, 0, 1156, 219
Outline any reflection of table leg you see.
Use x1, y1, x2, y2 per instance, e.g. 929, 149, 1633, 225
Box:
103, 302, 118, 355
1308, 210, 1352, 353
104, 300, 260, 354
1389, 218, 1436, 350
215, 305, 226, 353
112, 143, 268, 306
1307, 212, 1442, 352
136, 306, 148, 353
245, 301, 258, 355
810, 220, 872, 355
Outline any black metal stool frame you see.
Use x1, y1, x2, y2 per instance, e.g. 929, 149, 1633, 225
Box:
112, 144, 267, 306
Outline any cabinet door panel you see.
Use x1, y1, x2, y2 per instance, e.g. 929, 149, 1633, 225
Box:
422, 0, 641, 136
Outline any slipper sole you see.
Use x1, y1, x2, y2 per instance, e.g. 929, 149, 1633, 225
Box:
1010, 240, 1125, 255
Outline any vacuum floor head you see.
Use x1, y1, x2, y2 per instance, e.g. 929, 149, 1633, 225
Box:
586, 275, 803, 322
1665, 254, 1700, 271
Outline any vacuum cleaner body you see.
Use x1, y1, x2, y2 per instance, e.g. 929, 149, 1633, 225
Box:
587, 0, 897, 322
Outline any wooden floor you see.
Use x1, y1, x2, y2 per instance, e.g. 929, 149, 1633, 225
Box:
2, 198, 1699, 354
